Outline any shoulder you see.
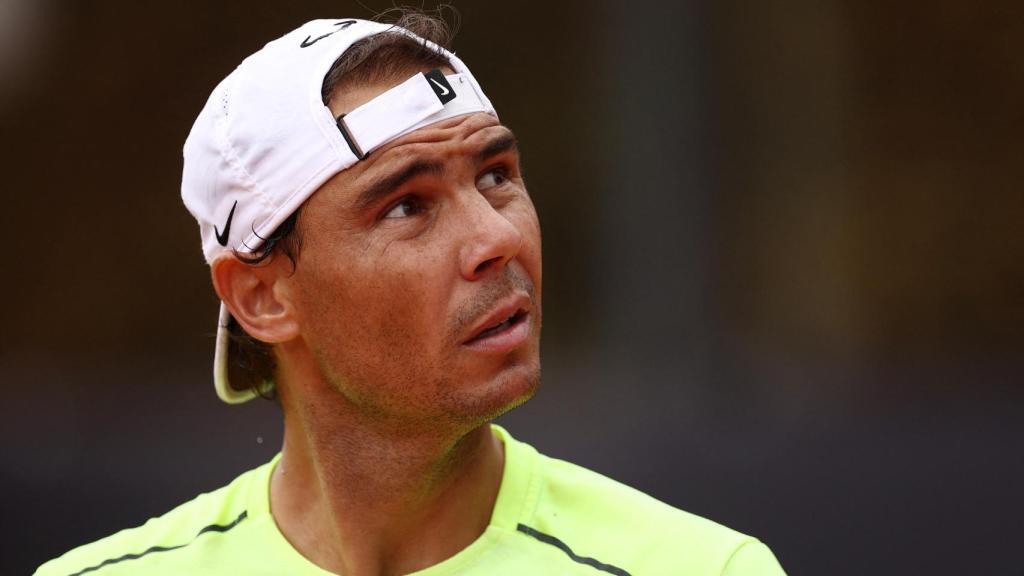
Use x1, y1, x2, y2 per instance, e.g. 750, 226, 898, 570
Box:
34, 460, 271, 576
522, 448, 786, 575
536, 453, 742, 541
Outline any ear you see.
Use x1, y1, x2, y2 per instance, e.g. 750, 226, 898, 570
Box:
211, 255, 299, 344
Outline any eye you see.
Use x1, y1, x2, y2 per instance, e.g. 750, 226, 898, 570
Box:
382, 195, 427, 219
476, 167, 509, 191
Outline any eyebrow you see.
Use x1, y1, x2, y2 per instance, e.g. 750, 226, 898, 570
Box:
354, 160, 443, 213
476, 132, 518, 164
353, 132, 520, 213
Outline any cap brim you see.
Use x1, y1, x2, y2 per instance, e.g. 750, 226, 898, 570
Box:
214, 302, 259, 404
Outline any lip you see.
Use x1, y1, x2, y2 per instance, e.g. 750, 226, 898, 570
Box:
462, 293, 531, 353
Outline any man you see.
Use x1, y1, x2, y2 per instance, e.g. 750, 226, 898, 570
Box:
37, 12, 785, 576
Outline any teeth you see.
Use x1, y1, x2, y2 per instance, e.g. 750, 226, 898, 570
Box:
476, 313, 517, 340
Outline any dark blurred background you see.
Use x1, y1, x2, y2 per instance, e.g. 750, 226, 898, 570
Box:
3, 1, 1022, 574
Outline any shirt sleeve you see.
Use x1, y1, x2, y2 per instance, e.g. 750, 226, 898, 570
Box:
720, 540, 787, 576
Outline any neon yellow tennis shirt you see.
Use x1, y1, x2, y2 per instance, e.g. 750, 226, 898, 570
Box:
36, 425, 785, 575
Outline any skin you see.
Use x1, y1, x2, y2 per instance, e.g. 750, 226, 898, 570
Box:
211, 69, 542, 575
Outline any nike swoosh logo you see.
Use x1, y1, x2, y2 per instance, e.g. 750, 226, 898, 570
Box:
215, 201, 237, 247
300, 33, 331, 48
300, 20, 356, 48
429, 77, 451, 96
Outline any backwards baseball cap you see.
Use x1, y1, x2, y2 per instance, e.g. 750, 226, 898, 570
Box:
181, 18, 497, 404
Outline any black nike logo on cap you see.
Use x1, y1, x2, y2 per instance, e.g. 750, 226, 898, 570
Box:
424, 69, 456, 105
215, 201, 237, 247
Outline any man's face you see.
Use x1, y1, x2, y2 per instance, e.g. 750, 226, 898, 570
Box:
282, 76, 542, 429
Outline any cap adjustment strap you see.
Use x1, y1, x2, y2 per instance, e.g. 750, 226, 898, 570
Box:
333, 69, 487, 161
335, 114, 365, 160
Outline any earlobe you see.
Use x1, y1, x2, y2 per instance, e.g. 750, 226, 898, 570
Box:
210, 256, 300, 344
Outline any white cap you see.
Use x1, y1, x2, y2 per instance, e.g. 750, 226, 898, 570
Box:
181, 18, 497, 403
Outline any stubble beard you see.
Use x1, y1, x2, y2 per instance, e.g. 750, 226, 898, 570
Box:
312, 265, 542, 436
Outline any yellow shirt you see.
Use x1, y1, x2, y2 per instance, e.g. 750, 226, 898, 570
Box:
36, 425, 785, 575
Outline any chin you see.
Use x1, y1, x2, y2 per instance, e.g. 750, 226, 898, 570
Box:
450, 357, 541, 425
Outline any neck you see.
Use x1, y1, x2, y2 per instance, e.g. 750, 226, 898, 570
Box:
269, 377, 505, 576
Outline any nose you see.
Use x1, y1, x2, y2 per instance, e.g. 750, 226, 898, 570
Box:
458, 196, 523, 281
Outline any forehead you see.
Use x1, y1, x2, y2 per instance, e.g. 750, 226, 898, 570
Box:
367, 112, 511, 168
317, 112, 514, 208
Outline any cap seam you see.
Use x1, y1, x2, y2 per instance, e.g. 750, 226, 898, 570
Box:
215, 71, 274, 250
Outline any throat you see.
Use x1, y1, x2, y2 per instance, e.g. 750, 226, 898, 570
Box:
271, 421, 505, 575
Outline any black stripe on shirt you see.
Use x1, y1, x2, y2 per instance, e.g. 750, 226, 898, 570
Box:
517, 523, 632, 576
66, 510, 248, 576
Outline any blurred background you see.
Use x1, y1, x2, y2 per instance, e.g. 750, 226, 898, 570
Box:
2, 1, 1022, 574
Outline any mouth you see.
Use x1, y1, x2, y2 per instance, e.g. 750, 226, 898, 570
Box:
462, 295, 532, 351
466, 309, 528, 343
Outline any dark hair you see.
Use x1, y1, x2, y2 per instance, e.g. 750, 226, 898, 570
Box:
321, 8, 455, 104
225, 8, 456, 400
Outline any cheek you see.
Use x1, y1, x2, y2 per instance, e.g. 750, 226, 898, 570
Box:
296, 246, 453, 374
511, 204, 543, 284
